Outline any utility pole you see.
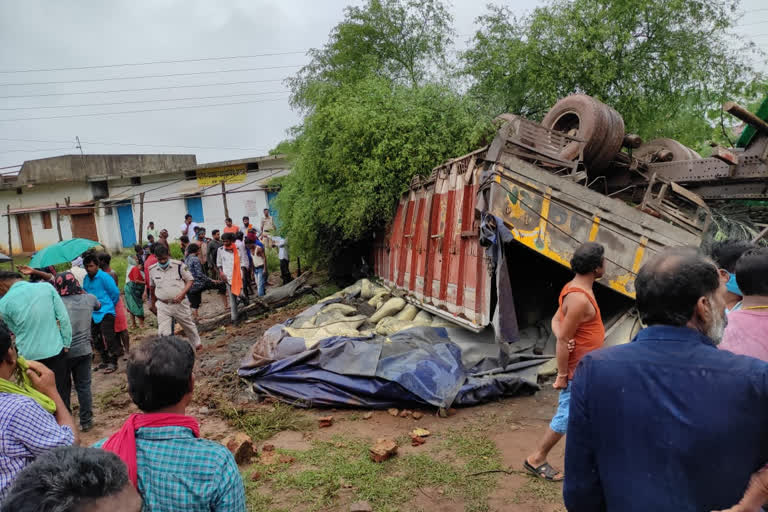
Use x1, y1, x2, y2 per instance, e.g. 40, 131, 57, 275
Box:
55, 202, 63, 241
221, 181, 230, 219
75, 136, 83, 156
138, 192, 145, 244
6, 205, 13, 270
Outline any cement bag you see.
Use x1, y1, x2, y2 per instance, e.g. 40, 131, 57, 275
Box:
395, 304, 418, 321
315, 313, 368, 329
300, 326, 363, 349
284, 315, 367, 338
368, 291, 389, 308
361, 279, 376, 299
412, 310, 433, 326
369, 297, 406, 323
431, 316, 456, 328
319, 303, 357, 316
318, 280, 363, 303
375, 317, 417, 336
290, 315, 316, 329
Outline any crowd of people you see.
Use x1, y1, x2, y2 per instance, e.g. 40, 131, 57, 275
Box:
515, 238, 768, 511
5, 206, 768, 510
0, 208, 282, 509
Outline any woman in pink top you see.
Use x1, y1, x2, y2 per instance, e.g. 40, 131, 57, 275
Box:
720, 248, 768, 361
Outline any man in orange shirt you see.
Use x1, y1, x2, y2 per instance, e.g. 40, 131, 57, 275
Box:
524, 242, 606, 481
222, 217, 239, 235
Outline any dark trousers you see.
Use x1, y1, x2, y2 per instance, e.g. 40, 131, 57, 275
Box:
61, 354, 93, 427
241, 267, 251, 297
91, 314, 121, 365
280, 259, 292, 285
37, 349, 68, 402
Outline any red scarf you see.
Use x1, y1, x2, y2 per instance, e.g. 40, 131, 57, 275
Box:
102, 413, 200, 487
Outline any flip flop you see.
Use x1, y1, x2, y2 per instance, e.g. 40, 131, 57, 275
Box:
523, 460, 564, 481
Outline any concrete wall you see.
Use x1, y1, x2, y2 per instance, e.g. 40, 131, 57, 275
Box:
106, 162, 289, 246
0, 156, 290, 256
0, 182, 91, 255
17, 154, 196, 185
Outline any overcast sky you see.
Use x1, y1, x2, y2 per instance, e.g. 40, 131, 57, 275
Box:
0, 0, 766, 171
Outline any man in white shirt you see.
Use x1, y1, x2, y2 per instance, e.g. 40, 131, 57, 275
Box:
270, 236, 292, 285
179, 214, 199, 238
216, 233, 245, 323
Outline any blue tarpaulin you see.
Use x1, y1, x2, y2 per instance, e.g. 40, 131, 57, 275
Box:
238, 324, 545, 409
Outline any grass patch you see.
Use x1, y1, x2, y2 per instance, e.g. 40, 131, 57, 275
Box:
219, 402, 314, 442
246, 432, 503, 512
95, 383, 128, 409
514, 476, 564, 505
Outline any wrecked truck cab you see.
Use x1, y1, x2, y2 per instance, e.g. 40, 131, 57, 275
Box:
373, 97, 712, 351
240, 94, 747, 410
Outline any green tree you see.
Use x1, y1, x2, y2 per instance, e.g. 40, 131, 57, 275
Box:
288, 0, 454, 111
275, 0, 492, 270
274, 76, 491, 267
461, 0, 761, 148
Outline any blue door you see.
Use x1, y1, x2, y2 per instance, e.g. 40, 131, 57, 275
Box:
116, 203, 137, 248
267, 191, 280, 230
185, 196, 204, 223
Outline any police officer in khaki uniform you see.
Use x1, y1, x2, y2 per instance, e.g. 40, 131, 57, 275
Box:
148, 244, 202, 350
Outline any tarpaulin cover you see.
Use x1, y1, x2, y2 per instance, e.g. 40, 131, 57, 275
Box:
238, 324, 545, 409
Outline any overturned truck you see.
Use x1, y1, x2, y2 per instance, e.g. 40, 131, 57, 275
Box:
240, 95, 768, 410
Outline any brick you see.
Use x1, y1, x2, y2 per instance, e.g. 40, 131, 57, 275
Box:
222, 432, 256, 465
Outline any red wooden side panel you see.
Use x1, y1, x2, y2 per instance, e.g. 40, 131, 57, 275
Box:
373, 149, 491, 331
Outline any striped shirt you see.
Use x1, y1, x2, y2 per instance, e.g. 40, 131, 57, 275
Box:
95, 426, 245, 511
0, 393, 75, 499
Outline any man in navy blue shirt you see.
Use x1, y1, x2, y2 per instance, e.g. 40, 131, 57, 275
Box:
564, 247, 768, 511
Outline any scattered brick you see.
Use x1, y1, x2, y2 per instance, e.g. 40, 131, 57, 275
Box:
222, 432, 256, 465
369, 438, 398, 463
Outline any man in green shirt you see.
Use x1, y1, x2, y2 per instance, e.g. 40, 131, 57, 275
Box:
0, 271, 72, 399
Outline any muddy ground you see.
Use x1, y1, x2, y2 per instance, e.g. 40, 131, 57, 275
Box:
79, 275, 566, 512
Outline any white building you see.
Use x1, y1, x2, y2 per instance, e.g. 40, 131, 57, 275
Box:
0, 153, 289, 255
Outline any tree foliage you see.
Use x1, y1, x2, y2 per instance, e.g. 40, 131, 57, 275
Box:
289, 0, 454, 111
461, 0, 761, 148
274, 76, 492, 267
274, 0, 765, 271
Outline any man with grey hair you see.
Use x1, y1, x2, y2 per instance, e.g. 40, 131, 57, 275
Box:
564, 247, 768, 511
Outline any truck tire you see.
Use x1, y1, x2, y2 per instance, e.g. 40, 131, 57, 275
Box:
591, 103, 626, 171
686, 147, 702, 160
541, 94, 625, 171
635, 138, 699, 163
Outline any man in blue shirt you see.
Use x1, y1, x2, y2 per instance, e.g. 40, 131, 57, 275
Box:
82, 253, 121, 374
564, 247, 768, 511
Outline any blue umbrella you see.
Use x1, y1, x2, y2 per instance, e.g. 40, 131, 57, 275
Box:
28, 238, 101, 268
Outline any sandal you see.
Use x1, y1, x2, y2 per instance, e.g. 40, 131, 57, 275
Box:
523, 460, 564, 481
103, 364, 118, 374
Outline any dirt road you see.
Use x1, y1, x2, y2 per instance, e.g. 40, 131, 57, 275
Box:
80, 290, 566, 512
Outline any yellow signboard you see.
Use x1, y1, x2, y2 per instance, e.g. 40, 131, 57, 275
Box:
196, 164, 247, 186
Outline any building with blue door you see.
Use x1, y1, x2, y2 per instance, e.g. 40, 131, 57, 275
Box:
0, 153, 290, 254
116, 202, 137, 247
